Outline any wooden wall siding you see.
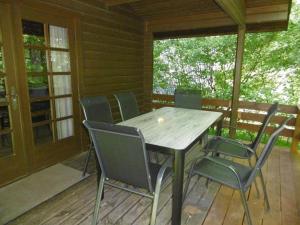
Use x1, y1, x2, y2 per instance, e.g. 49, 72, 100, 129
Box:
36, 0, 144, 121
143, 23, 153, 113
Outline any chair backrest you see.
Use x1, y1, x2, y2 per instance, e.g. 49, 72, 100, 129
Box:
83, 120, 154, 192
174, 89, 202, 110
80, 96, 113, 123
250, 102, 279, 151
246, 116, 293, 187
114, 92, 140, 121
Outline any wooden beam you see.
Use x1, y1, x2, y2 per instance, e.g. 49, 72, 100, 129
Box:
105, 0, 140, 6
143, 22, 153, 112
229, 25, 245, 138
214, 0, 245, 25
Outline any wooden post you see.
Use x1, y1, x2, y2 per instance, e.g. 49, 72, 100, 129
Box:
291, 105, 300, 153
143, 22, 154, 113
229, 25, 246, 138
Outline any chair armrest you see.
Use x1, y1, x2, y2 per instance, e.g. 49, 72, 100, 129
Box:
155, 157, 173, 189
207, 136, 255, 155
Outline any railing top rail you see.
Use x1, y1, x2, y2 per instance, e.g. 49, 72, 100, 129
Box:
153, 94, 298, 114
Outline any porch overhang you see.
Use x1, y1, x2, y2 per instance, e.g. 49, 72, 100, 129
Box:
105, 0, 292, 38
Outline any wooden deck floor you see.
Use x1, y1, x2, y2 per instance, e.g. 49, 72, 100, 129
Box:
8, 144, 300, 225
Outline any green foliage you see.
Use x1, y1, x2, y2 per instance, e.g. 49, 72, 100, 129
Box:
23, 34, 48, 88
154, 35, 236, 99
23, 34, 45, 46
153, 3, 300, 105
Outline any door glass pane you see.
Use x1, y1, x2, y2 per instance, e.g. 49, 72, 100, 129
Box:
31, 100, 51, 123
0, 106, 12, 157
22, 20, 45, 46
49, 25, 69, 49
28, 76, 49, 97
53, 75, 71, 95
33, 123, 53, 144
24, 49, 47, 72
0, 77, 6, 100
55, 97, 73, 118
31, 99, 52, 144
57, 118, 73, 140
51, 51, 70, 72
0, 133, 12, 157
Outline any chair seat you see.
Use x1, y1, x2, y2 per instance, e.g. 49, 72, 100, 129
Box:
149, 162, 172, 189
206, 137, 253, 159
193, 156, 252, 190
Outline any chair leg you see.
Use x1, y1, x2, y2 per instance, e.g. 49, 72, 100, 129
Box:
239, 190, 253, 225
247, 158, 260, 198
258, 170, 270, 210
82, 144, 93, 177
91, 175, 105, 225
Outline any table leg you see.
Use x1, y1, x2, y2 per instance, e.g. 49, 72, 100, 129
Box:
172, 150, 185, 225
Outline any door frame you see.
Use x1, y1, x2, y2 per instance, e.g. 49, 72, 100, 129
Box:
0, 1, 28, 186
8, 0, 82, 178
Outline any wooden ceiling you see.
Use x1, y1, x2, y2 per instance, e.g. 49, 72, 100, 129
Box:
104, 0, 292, 37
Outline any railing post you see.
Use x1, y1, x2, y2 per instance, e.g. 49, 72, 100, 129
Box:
291, 104, 300, 153
229, 25, 246, 138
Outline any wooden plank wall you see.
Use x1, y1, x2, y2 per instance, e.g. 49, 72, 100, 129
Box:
36, 0, 145, 120
30, 0, 145, 149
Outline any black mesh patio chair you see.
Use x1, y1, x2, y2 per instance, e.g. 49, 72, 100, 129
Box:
175, 88, 208, 145
83, 121, 172, 225
79, 96, 113, 177
175, 88, 202, 110
114, 92, 140, 121
204, 102, 278, 196
183, 116, 293, 225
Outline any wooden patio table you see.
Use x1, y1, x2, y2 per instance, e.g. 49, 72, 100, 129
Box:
119, 107, 223, 225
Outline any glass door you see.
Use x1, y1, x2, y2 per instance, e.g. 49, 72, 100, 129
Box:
19, 5, 80, 170
0, 2, 27, 186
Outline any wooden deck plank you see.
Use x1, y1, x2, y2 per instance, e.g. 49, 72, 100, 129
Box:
291, 151, 300, 216
222, 190, 245, 225
262, 148, 281, 225
183, 181, 220, 225
202, 185, 234, 225
280, 149, 300, 225
242, 155, 267, 225
104, 193, 142, 224
7, 146, 300, 225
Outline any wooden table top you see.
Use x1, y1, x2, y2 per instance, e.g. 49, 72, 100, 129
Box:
119, 107, 222, 150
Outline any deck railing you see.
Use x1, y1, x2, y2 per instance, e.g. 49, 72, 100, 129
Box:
152, 94, 300, 152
